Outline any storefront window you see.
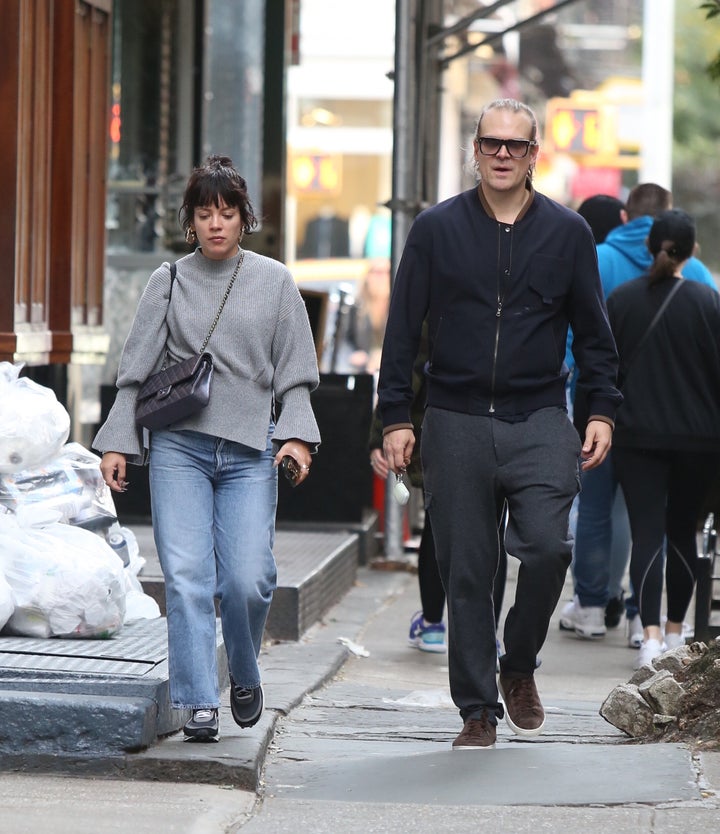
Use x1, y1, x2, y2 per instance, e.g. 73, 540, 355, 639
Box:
106, 0, 193, 254
106, 0, 266, 256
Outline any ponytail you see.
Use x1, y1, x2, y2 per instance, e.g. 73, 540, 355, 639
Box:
648, 246, 679, 286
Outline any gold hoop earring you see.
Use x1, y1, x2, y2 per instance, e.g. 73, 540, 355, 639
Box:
185, 228, 197, 244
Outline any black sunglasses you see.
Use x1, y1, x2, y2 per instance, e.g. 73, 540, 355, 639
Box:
476, 136, 537, 159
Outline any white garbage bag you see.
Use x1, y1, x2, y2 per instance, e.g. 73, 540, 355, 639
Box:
0, 572, 13, 632
0, 515, 126, 638
0, 362, 70, 474
0, 442, 117, 529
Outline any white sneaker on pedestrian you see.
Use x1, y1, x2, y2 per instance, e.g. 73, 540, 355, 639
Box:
663, 632, 686, 651
559, 596, 606, 639
634, 638, 667, 670
627, 614, 643, 649
661, 618, 694, 645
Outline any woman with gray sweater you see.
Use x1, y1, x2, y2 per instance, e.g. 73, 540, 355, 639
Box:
94, 156, 320, 740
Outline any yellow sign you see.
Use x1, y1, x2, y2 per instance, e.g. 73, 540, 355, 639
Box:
546, 102, 609, 155
291, 154, 342, 194
543, 95, 638, 167
551, 108, 599, 153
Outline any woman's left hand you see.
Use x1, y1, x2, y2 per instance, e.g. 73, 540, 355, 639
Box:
274, 440, 313, 486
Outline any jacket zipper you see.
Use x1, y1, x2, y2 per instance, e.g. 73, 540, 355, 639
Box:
489, 223, 512, 413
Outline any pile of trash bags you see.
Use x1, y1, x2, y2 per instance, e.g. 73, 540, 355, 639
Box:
0, 362, 160, 639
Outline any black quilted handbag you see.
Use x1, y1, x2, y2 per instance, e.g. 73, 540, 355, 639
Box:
135, 254, 243, 431
135, 352, 214, 431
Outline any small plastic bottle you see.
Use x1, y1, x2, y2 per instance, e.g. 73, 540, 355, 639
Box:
107, 528, 130, 567
393, 472, 410, 506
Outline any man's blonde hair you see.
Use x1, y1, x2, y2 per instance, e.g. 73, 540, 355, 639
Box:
475, 99, 539, 142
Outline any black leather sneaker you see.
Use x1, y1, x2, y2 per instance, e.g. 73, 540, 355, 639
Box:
183, 708, 219, 741
230, 679, 264, 728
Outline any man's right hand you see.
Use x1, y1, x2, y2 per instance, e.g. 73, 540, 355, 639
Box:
382, 428, 415, 474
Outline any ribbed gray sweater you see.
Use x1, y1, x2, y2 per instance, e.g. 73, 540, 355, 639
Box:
93, 248, 320, 464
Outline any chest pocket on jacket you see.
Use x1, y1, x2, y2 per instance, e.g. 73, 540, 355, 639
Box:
528, 255, 572, 305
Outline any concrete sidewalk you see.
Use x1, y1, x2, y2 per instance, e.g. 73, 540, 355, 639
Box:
1, 547, 719, 831
247, 562, 720, 831
0, 557, 411, 788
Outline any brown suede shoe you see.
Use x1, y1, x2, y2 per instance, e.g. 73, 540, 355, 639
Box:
498, 674, 545, 737
452, 714, 497, 750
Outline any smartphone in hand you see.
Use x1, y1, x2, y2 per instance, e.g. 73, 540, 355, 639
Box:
280, 455, 301, 487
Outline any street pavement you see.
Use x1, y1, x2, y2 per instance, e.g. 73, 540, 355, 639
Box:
1, 556, 719, 833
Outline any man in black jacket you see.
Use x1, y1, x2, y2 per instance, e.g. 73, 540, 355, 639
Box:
378, 98, 621, 750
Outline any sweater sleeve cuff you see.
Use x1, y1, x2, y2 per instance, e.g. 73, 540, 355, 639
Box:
382, 422, 413, 436
587, 415, 615, 431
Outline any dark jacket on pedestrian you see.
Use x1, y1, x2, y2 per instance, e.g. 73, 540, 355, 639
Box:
378, 185, 621, 429
370, 322, 428, 488
607, 274, 720, 451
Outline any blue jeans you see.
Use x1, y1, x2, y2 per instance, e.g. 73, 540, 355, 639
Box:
572, 452, 631, 608
149, 429, 277, 710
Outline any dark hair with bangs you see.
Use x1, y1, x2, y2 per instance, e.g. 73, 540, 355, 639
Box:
179, 155, 258, 236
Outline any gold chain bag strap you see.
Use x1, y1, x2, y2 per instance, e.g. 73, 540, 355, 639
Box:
135, 253, 244, 431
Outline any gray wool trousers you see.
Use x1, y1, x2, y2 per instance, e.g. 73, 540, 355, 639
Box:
421, 405, 581, 723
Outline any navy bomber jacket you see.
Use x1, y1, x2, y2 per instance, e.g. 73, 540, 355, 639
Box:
378, 185, 622, 430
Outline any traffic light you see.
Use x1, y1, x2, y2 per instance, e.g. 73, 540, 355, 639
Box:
545, 96, 620, 162
549, 107, 600, 153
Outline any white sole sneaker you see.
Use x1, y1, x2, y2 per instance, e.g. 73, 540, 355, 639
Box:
661, 619, 694, 645
574, 622, 606, 639
558, 597, 606, 639
498, 677, 546, 738
409, 638, 447, 654
634, 638, 667, 670
663, 632, 686, 651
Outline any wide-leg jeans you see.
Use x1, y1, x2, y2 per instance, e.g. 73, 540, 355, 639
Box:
150, 429, 277, 710
422, 406, 580, 722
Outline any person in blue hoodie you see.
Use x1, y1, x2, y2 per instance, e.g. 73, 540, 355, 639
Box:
561, 183, 717, 649
596, 184, 715, 295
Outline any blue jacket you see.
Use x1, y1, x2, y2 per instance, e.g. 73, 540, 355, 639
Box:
378, 186, 621, 428
598, 215, 715, 295
566, 215, 717, 379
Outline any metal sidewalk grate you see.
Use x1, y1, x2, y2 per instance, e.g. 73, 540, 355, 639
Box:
0, 618, 170, 677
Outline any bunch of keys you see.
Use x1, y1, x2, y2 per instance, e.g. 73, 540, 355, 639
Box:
393, 470, 410, 506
